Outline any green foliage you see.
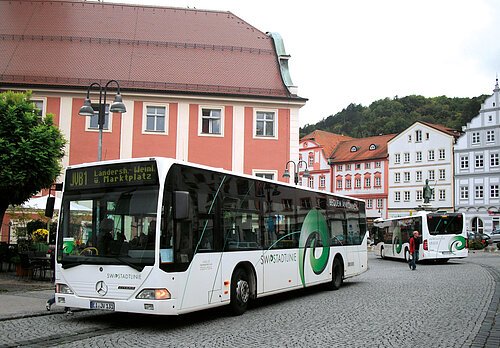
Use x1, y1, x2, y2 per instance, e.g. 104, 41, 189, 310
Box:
0, 91, 66, 224
468, 240, 486, 250
300, 94, 489, 138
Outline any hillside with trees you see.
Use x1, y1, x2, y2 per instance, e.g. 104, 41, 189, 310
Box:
300, 95, 488, 138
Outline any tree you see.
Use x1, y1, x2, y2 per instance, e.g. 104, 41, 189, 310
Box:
0, 91, 66, 228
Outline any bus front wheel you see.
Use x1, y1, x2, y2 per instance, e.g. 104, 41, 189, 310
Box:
380, 246, 385, 259
404, 248, 410, 262
230, 268, 250, 315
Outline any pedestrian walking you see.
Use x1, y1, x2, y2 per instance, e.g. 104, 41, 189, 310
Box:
408, 230, 421, 270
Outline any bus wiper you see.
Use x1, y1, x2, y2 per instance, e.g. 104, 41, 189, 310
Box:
115, 257, 145, 272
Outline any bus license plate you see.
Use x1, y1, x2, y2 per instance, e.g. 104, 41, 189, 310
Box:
90, 301, 115, 311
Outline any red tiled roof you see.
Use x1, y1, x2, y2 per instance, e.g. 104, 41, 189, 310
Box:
329, 134, 396, 163
301, 130, 353, 158
0, 0, 299, 99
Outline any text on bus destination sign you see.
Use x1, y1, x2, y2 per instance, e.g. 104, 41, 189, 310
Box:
67, 162, 157, 189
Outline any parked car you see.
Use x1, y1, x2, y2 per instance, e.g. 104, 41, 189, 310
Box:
467, 232, 491, 245
487, 229, 500, 244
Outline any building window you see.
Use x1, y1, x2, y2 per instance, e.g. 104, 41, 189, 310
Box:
438, 149, 445, 160
355, 178, 361, 188
439, 189, 446, 201
415, 130, 422, 142
365, 177, 371, 188
439, 169, 446, 180
336, 179, 342, 189
346, 179, 352, 189
375, 177, 381, 187
319, 176, 326, 188
491, 153, 499, 167
31, 99, 45, 117
486, 130, 495, 143
428, 150, 435, 161
404, 172, 410, 182
366, 199, 373, 209
395, 191, 401, 202
365, 162, 371, 169
404, 191, 410, 202
408, 135, 412, 142
428, 170, 435, 181
416, 151, 422, 162
89, 104, 110, 130
404, 153, 410, 163
475, 185, 484, 199
395, 153, 401, 164
377, 199, 383, 209
145, 105, 167, 133
460, 156, 469, 169
308, 153, 314, 167
472, 132, 480, 144
255, 110, 276, 137
491, 185, 499, 198
416, 171, 422, 182
200, 107, 222, 135
355, 163, 361, 170
337, 165, 343, 171
395, 172, 401, 183
346, 164, 351, 171
254, 170, 277, 180
460, 187, 468, 199
416, 191, 423, 201
426, 132, 430, 140
475, 154, 484, 168
375, 161, 381, 168
488, 115, 493, 122
308, 176, 314, 188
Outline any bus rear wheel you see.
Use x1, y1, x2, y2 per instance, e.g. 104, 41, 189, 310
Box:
229, 268, 250, 315
380, 246, 385, 259
329, 258, 343, 290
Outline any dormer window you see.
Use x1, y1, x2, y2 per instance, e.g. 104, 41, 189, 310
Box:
369, 144, 377, 151
350, 146, 358, 152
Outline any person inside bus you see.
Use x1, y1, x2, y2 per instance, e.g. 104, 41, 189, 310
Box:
97, 218, 114, 255
409, 230, 421, 270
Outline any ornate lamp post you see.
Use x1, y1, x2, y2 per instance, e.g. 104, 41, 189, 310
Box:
78, 80, 126, 161
282, 160, 310, 185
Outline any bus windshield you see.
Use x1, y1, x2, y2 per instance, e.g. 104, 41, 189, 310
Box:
426, 214, 463, 235
57, 187, 159, 270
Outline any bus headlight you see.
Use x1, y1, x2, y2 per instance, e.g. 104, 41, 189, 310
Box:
56, 283, 74, 294
136, 288, 171, 300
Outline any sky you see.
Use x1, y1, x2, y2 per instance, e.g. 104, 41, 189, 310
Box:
107, 0, 500, 127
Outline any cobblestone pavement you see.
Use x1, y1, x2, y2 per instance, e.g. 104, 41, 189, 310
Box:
0, 251, 498, 348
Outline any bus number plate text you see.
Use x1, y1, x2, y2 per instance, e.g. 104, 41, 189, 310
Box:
90, 301, 115, 311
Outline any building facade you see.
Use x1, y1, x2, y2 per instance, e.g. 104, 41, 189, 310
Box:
299, 130, 351, 190
454, 80, 500, 234
329, 134, 394, 225
387, 122, 460, 217
0, 1, 306, 242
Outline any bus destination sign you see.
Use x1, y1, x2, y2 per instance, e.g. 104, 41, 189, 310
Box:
66, 161, 158, 190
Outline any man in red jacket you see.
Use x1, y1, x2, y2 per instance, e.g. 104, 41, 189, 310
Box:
409, 230, 421, 270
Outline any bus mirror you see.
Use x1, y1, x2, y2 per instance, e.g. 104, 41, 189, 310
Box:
45, 196, 55, 218
174, 191, 190, 220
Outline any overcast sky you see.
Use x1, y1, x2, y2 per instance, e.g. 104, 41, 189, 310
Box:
107, 0, 500, 127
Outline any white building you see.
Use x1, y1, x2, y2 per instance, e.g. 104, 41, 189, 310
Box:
387, 121, 460, 217
454, 80, 500, 234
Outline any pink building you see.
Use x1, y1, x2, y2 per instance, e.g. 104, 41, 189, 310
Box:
0, 1, 306, 242
299, 130, 352, 190
329, 134, 395, 224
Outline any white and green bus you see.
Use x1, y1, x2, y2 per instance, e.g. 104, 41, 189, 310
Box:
374, 211, 468, 262
55, 158, 368, 315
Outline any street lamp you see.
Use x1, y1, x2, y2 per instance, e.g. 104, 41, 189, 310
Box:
283, 160, 310, 185
78, 80, 126, 161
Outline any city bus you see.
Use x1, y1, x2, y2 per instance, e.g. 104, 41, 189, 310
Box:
54, 158, 368, 315
374, 211, 468, 262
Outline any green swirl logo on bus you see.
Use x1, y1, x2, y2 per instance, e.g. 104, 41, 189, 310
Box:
392, 227, 402, 254
448, 236, 466, 252
299, 209, 330, 287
